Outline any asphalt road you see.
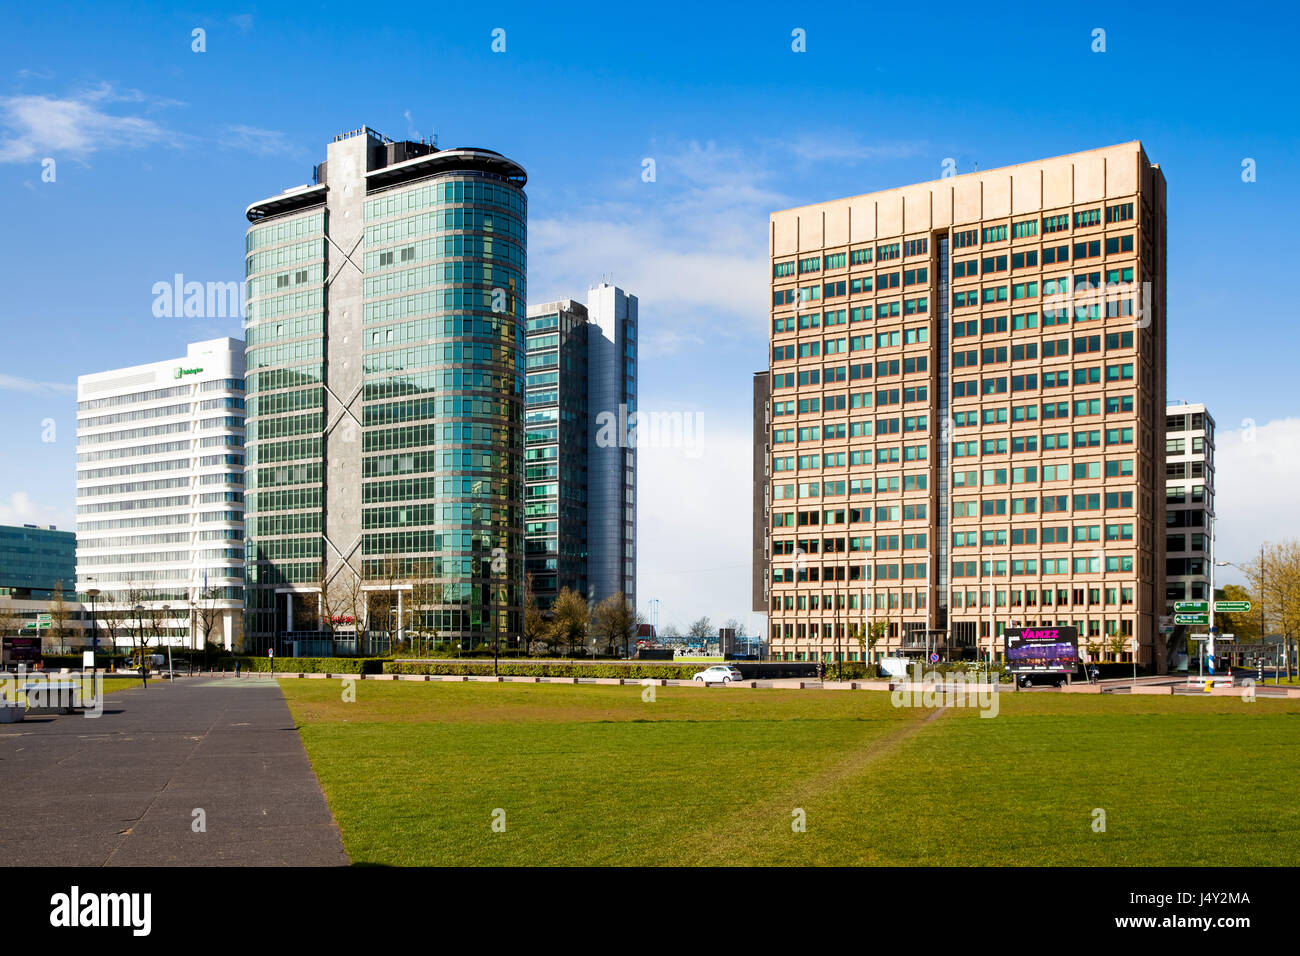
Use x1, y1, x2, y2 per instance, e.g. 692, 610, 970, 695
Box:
0, 677, 348, 866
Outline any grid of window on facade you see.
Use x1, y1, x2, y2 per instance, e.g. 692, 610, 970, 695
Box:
243, 210, 327, 639
767, 182, 1162, 663
360, 175, 527, 640
524, 306, 589, 610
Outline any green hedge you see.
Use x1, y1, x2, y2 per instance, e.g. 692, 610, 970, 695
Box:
383, 660, 703, 680
38, 655, 117, 670
228, 656, 386, 674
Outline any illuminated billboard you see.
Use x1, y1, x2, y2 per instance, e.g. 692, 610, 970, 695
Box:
1003, 626, 1080, 674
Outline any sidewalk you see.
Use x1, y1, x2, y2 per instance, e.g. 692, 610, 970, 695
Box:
0, 677, 348, 866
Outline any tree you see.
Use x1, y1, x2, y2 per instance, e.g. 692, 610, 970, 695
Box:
866, 620, 887, 658
406, 562, 443, 657
687, 616, 713, 643
93, 591, 126, 655
0, 598, 17, 641
522, 573, 547, 657
145, 598, 173, 665
367, 555, 414, 653
549, 588, 589, 657
190, 583, 226, 668
1242, 538, 1300, 680
723, 617, 747, 639
46, 582, 73, 654
593, 592, 638, 657
1213, 583, 1260, 642
1107, 634, 1127, 662
659, 622, 682, 640
337, 566, 368, 656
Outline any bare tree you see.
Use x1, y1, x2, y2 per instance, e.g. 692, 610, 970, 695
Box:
0, 598, 17, 640
549, 588, 589, 657
189, 584, 225, 669
337, 566, 368, 657
592, 592, 639, 657
522, 572, 547, 656
688, 616, 713, 645
94, 591, 125, 655
317, 563, 350, 657
46, 581, 73, 655
366, 555, 415, 654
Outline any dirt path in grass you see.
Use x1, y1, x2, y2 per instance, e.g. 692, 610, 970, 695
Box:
680, 706, 950, 863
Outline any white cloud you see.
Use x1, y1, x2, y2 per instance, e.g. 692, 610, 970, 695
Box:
781, 132, 927, 165
531, 136, 922, 359
1210, 416, 1300, 581
531, 140, 780, 347
0, 373, 74, 394
218, 124, 297, 157
0, 84, 171, 163
636, 418, 765, 637
0, 491, 73, 531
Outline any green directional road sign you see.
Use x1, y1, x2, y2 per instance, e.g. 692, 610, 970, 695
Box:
1175, 613, 1209, 626
1214, 601, 1251, 614
1174, 601, 1208, 614
22, 621, 51, 630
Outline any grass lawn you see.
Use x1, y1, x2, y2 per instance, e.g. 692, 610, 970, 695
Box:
1, 674, 142, 701
282, 680, 1300, 866
95, 676, 145, 694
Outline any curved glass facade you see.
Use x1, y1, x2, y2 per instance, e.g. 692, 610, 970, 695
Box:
360, 173, 526, 640
243, 132, 526, 651
243, 209, 327, 642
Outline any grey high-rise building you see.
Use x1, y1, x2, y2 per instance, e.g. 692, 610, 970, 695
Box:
243, 127, 527, 652
524, 284, 637, 613
585, 284, 638, 612
524, 298, 591, 609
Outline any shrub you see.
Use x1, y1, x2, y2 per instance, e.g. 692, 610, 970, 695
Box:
38, 655, 116, 670
383, 660, 702, 680
228, 656, 385, 674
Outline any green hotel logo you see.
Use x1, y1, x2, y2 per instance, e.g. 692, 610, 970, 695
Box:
174, 366, 204, 378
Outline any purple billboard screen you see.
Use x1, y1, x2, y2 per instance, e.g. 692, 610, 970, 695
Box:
2, 636, 42, 664
1003, 626, 1080, 673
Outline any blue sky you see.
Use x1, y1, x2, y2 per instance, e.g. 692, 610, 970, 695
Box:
1, 0, 1297, 633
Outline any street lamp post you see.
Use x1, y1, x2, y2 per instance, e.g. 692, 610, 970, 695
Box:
86, 588, 100, 659
133, 604, 147, 687
161, 604, 172, 680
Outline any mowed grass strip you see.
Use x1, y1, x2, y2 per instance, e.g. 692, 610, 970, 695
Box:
689, 693, 1300, 866
283, 681, 927, 866
283, 681, 1300, 866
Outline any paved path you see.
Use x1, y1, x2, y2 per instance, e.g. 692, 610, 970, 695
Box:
0, 678, 348, 866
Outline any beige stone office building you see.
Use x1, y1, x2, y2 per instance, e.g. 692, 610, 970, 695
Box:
758, 142, 1167, 669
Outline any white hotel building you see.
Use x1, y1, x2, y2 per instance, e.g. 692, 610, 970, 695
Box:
75, 338, 246, 650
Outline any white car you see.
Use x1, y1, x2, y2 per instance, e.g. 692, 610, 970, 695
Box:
693, 665, 744, 684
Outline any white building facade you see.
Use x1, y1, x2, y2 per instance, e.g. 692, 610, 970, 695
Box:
75, 338, 246, 650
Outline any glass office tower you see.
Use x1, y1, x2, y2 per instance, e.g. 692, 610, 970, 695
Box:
523, 285, 638, 613
244, 127, 526, 652
524, 299, 590, 609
